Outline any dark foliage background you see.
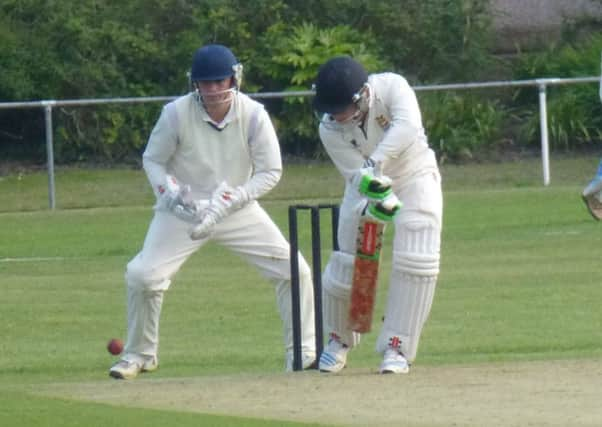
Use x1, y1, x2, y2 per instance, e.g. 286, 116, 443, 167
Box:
0, 0, 601, 164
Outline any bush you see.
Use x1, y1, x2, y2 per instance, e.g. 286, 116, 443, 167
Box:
512, 33, 602, 150
257, 22, 390, 157
420, 92, 506, 163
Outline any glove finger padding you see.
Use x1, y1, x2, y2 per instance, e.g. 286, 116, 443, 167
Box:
352, 168, 392, 201
155, 175, 194, 216
188, 208, 219, 240
364, 193, 402, 223
187, 182, 250, 240
210, 182, 250, 216
171, 199, 209, 223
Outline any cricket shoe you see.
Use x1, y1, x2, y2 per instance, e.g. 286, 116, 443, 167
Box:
379, 348, 409, 374
285, 352, 317, 372
582, 176, 602, 198
319, 334, 349, 373
109, 355, 158, 380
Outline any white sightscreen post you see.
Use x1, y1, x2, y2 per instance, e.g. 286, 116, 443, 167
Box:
43, 101, 56, 209
537, 82, 550, 186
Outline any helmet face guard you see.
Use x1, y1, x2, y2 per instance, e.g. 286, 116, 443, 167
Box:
314, 83, 371, 131
195, 85, 237, 107
189, 44, 244, 107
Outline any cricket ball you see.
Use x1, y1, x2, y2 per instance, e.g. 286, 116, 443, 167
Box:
107, 338, 124, 355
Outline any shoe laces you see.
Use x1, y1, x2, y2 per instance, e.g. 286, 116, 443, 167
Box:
383, 348, 404, 362
325, 333, 348, 354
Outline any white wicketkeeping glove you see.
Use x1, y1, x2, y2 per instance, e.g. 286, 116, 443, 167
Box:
188, 182, 250, 240
154, 175, 209, 223
154, 175, 190, 217
211, 181, 250, 213
188, 207, 220, 240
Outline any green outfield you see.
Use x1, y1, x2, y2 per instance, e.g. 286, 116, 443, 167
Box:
1, 156, 601, 426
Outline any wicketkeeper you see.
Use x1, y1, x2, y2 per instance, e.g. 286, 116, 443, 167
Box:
312, 57, 443, 374
109, 44, 316, 379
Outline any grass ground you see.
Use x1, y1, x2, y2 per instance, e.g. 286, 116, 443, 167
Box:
1, 155, 601, 426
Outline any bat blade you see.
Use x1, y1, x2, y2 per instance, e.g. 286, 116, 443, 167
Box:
349, 218, 385, 333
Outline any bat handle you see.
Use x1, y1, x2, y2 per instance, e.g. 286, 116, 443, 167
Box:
373, 160, 383, 177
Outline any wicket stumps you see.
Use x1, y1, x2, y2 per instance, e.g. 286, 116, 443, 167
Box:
288, 203, 339, 371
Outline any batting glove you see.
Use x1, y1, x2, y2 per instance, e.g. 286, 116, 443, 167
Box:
351, 168, 393, 201
364, 193, 402, 223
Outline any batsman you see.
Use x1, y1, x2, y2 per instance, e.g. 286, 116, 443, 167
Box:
312, 57, 443, 374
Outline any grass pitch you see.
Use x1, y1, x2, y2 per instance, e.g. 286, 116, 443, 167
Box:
1, 155, 601, 426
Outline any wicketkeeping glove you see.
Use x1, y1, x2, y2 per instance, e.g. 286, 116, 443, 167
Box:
209, 181, 250, 216
188, 207, 219, 240
155, 175, 184, 209
188, 182, 250, 240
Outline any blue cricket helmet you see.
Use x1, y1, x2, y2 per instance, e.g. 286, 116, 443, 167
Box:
313, 56, 368, 114
190, 44, 240, 82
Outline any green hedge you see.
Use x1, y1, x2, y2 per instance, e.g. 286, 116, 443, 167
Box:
2, 0, 601, 164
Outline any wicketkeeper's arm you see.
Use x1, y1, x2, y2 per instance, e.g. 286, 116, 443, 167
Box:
242, 107, 283, 200
142, 104, 179, 197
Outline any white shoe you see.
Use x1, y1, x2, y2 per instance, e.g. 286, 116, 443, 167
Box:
583, 176, 602, 197
379, 348, 409, 374
285, 352, 317, 372
319, 335, 349, 373
109, 356, 158, 380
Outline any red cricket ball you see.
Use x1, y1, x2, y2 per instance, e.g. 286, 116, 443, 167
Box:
107, 338, 124, 355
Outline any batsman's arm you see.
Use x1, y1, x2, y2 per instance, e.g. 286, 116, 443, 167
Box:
369, 74, 423, 164
318, 124, 366, 181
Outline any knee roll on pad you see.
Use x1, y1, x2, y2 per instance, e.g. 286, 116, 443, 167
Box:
323, 251, 355, 296
322, 251, 360, 347
395, 221, 440, 275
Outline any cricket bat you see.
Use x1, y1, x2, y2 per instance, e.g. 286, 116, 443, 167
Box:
349, 217, 386, 333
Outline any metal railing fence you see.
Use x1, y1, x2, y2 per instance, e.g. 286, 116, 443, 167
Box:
0, 76, 600, 209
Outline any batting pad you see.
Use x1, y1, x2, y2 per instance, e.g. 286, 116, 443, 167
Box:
337, 190, 371, 253
322, 251, 360, 348
376, 222, 440, 361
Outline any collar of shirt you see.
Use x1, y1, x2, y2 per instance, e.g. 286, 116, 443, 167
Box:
199, 96, 238, 130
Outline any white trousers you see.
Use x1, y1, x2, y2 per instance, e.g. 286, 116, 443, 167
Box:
122, 201, 315, 364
